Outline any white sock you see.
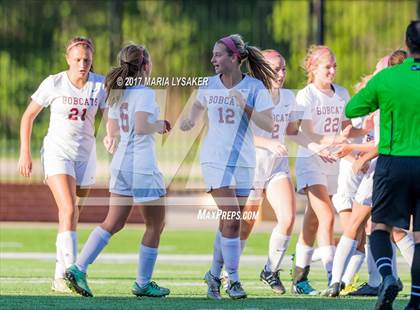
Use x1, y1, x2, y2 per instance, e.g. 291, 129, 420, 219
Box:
210, 230, 224, 277
366, 239, 381, 287
331, 236, 357, 284
265, 231, 290, 272
54, 234, 66, 279
319, 245, 336, 277
240, 239, 247, 254
392, 242, 398, 280
136, 244, 158, 287
58, 231, 78, 268
311, 247, 322, 262
342, 250, 365, 286
396, 234, 414, 266
76, 226, 111, 273
221, 236, 241, 283
295, 243, 314, 268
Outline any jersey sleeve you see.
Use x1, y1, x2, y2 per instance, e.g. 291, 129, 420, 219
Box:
295, 88, 313, 120
254, 84, 273, 112
31, 76, 54, 107
196, 85, 208, 108
345, 75, 380, 118
135, 89, 157, 114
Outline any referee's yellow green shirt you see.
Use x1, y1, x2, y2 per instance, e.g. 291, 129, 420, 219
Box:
345, 57, 420, 156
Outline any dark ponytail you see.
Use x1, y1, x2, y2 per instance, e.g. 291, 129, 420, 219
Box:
105, 44, 150, 106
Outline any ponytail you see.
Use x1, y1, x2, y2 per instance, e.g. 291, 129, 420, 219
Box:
218, 34, 275, 90
105, 44, 150, 106
105, 64, 129, 106
245, 45, 275, 90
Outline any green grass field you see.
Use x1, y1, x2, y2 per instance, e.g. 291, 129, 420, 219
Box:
0, 225, 411, 309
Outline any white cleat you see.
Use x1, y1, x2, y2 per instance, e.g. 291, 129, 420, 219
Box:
51, 278, 72, 293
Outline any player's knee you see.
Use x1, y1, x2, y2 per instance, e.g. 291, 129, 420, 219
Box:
319, 212, 334, 227
145, 221, 164, 236
59, 205, 77, 221
222, 220, 240, 236
101, 220, 125, 235
283, 219, 295, 235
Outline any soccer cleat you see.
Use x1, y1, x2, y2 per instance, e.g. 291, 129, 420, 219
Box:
204, 271, 222, 300
292, 280, 319, 296
322, 282, 345, 297
340, 282, 358, 296
348, 282, 379, 296
226, 281, 247, 299
132, 281, 170, 298
51, 278, 72, 293
260, 269, 286, 294
375, 275, 399, 310
64, 264, 93, 297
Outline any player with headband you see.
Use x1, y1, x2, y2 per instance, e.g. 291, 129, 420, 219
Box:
181, 34, 274, 300
18, 36, 107, 293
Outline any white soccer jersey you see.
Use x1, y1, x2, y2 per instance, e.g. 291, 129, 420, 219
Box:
252, 89, 297, 183
296, 83, 350, 175
252, 89, 298, 144
197, 74, 273, 168
32, 71, 106, 161
108, 86, 160, 174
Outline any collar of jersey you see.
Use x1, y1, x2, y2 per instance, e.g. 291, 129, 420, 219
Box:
217, 73, 248, 90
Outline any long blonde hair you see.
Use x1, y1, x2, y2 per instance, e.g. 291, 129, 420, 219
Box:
218, 34, 276, 90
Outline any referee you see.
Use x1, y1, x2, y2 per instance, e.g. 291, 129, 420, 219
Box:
345, 20, 420, 310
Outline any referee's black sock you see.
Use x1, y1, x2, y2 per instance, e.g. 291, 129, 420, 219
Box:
370, 229, 393, 279
408, 243, 420, 309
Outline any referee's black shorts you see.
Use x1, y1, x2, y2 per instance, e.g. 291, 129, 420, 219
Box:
372, 154, 420, 231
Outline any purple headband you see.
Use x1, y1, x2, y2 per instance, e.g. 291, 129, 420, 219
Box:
219, 36, 241, 59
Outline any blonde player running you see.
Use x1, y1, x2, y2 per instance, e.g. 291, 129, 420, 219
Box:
288, 45, 368, 295
18, 37, 106, 293
181, 34, 274, 300
65, 44, 171, 298
226, 49, 298, 294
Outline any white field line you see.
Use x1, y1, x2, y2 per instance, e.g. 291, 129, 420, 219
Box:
0, 253, 267, 264
0, 253, 410, 271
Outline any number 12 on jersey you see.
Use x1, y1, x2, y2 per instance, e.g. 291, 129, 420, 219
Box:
218, 107, 235, 124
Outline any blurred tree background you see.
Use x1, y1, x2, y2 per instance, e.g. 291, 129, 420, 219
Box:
0, 0, 418, 182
